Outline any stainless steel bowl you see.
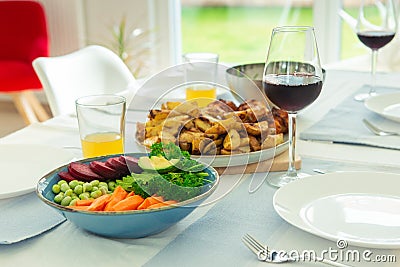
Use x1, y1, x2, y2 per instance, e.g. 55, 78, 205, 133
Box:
225, 62, 326, 101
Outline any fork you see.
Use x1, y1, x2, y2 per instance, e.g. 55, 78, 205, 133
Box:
363, 119, 400, 136
242, 233, 353, 267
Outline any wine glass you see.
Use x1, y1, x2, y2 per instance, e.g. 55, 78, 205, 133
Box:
263, 26, 323, 187
354, 0, 397, 101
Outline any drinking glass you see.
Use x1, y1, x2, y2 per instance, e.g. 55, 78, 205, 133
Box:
76, 95, 126, 158
263, 26, 323, 187
354, 0, 397, 101
182, 52, 219, 107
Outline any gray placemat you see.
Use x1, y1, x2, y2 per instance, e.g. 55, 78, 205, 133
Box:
0, 192, 66, 244
144, 157, 400, 267
300, 85, 400, 150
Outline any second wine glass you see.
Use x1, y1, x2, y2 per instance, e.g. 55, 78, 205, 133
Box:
263, 26, 323, 187
354, 0, 397, 101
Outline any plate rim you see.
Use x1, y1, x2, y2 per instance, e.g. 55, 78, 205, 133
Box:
273, 171, 400, 249
364, 92, 400, 122
0, 143, 75, 200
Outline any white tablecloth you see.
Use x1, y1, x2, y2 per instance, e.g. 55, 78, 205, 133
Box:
1, 69, 400, 267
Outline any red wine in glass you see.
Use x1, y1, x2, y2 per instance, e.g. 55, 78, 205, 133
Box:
357, 31, 395, 50
263, 74, 323, 113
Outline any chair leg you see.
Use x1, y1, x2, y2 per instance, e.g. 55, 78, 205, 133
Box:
10, 92, 39, 125
24, 90, 50, 122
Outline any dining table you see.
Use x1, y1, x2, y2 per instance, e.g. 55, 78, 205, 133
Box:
1, 68, 400, 267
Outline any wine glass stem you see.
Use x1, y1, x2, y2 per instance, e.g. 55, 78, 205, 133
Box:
369, 49, 378, 96
287, 112, 297, 177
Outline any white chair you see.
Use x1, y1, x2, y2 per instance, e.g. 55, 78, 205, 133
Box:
33, 45, 137, 116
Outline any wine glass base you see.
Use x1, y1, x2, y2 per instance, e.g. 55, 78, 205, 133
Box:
354, 92, 377, 102
267, 172, 309, 188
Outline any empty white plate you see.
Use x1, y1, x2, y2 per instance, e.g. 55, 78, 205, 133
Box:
0, 144, 74, 199
365, 92, 400, 123
273, 171, 400, 248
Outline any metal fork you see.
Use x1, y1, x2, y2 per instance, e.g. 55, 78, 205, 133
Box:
363, 119, 400, 136
242, 233, 352, 267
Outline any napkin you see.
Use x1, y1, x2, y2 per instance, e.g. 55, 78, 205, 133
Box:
300, 85, 400, 150
0, 192, 66, 244
143, 172, 287, 267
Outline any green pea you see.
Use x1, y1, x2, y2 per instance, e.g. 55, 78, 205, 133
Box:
90, 190, 102, 199
57, 180, 67, 186
108, 181, 116, 191
100, 187, 108, 196
90, 180, 100, 187
78, 181, 84, 185
68, 180, 79, 189
79, 192, 90, 200
98, 182, 108, 189
91, 186, 99, 192
74, 184, 83, 195
54, 193, 64, 204
64, 189, 73, 197
69, 198, 78, 206
61, 196, 72, 206
60, 183, 70, 192
52, 184, 61, 194
82, 183, 92, 193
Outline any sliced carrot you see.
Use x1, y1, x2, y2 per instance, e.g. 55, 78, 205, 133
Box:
126, 191, 135, 198
87, 194, 112, 211
137, 196, 164, 210
75, 199, 94, 206
104, 186, 128, 211
148, 200, 178, 210
68, 205, 89, 211
111, 195, 144, 211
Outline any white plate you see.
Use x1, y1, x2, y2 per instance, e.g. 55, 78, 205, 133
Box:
365, 92, 400, 123
273, 171, 400, 248
192, 140, 288, 167
0, 144, 74, 199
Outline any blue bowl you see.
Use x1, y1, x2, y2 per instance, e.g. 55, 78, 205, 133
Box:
36, 153, 219, 238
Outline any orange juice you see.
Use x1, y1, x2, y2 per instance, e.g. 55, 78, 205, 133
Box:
81, 132, 123, 158
186, 86, 216, 107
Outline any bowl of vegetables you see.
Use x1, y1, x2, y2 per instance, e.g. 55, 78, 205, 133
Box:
36, 143, 219, 238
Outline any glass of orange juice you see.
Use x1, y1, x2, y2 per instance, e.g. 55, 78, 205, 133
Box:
76, 95, 126, 158
182, 52, 219, 107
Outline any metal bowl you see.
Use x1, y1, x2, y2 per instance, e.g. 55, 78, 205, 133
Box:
225, 62, 326, 101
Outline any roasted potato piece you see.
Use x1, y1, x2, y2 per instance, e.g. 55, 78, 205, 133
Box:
160, 131, 176, 144
143, 136, 160, 147
179, 131, 195, 143
244, 123, 261, 136
205, 123, 226, 135
183, 119, 195, 129
171, 101, 200, 117
238, 145, 251, 153
161, 101, 182, 110
249, 135, 261, 151
261, 133, 284, 149
223, 129, 241, 150
179, 142, 191, 152
239, 137, 250, 147
135, 122, 145, 142
194, 117, 212, 132
145, 125, 162, 138
191, 136, 205, 155
149, 109, 170, 121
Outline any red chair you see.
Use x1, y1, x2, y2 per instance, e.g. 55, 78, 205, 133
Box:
0, 0, 50, 124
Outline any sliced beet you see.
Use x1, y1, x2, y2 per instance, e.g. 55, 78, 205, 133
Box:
105, 157, 129, 175
68, 162, 104, 181
58, 171, 76, 183
121, 156, 142, 173
89, 161, 119, 179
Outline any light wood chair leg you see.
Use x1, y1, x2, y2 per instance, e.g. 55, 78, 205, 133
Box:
24, 90, 50, 121
10, 92, 39, 125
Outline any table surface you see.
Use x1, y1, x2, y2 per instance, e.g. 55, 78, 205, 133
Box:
1, 69, 400, 267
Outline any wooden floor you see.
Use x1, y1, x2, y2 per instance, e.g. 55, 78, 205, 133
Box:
0, 100, 51, 138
